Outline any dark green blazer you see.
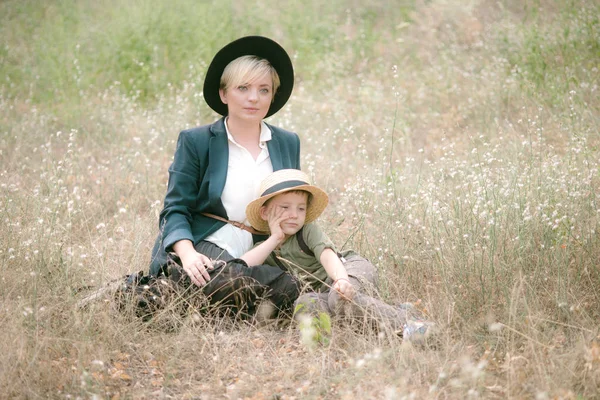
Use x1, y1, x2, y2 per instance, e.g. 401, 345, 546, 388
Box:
149, 118, 301, 275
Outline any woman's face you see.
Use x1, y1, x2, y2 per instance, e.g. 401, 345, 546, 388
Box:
219, 73, 273, 123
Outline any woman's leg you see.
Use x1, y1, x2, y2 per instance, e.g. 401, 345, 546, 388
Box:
169, 241, 299, 315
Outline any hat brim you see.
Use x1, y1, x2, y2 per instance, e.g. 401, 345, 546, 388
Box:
246, 184, 329, 233
203, 36, 294, 118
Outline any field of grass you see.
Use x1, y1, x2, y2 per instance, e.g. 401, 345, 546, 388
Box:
1, 0, 599, 398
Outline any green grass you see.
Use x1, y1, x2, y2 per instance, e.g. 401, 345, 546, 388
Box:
0, 0, 416, 107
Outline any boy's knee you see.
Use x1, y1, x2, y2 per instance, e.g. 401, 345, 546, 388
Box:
327, 289, 358, 317
343, 255, 379, 291
293, 292, 330, 317
327, 290, 343, 315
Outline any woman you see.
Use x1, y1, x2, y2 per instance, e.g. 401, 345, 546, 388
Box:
148, 36, 301, 315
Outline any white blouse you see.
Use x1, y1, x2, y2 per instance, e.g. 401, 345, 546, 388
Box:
204, 119, 274, 258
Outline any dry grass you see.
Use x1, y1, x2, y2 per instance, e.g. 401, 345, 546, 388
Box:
1, 0, 599, 398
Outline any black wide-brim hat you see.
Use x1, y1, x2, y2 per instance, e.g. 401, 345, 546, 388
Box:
203, 36, 294, 118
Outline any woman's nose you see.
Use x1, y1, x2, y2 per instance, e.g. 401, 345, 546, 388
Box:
248, 88, 258, 101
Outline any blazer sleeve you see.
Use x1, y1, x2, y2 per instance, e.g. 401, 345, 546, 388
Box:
159, 129, 207, 253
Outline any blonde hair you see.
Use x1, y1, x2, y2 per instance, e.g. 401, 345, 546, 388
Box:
220, 55, 281, 98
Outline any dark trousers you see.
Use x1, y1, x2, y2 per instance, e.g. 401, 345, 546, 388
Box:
167, 241, 300, 317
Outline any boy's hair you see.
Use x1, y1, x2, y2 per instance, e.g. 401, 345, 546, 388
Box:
262, 190, 312, 209
220, 55, 281, 99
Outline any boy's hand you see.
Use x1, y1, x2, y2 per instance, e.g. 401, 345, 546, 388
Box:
333, 278, 355, 301
266, 206, 288, 244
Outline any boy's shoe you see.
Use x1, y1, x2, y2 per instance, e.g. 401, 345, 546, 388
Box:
403, 319, 430, 340
396, 303, 440, 346
402, 318, 439, 347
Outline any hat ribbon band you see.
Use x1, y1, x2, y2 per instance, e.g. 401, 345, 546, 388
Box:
261, 180, 308, 197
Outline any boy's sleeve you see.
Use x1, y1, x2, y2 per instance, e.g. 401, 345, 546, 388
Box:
302, 223, 337, 261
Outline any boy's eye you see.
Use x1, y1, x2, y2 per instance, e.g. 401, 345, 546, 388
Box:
279, 206, 288, 210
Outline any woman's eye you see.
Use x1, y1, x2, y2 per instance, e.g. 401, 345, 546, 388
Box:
260, 88, 270, 94
237, 85, 247, 91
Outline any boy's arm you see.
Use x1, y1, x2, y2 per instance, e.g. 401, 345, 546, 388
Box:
241, 206, 288, 266
240, 236, 281, 266
320, 248, 354, 300
320, 248, 349, 281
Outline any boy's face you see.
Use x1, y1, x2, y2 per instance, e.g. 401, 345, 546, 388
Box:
260, 191, 308, 236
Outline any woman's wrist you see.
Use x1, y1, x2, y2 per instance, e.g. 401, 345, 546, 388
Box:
173, 239, 194, 253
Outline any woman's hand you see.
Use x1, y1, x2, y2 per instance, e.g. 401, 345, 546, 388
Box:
333, 278, 355, 301
180, 251, 214, 287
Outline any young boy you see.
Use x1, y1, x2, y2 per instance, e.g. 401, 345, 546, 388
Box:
242, 169, 434, 340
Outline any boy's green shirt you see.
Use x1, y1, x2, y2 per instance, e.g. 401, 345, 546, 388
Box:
254, 222, 335, 291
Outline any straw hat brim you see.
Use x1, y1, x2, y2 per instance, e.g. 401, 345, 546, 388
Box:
203, 36, 294, 118
246, 184, 329, 233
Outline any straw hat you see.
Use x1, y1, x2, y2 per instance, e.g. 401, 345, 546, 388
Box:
246, 169, 329, 232
203, 36, 294, 118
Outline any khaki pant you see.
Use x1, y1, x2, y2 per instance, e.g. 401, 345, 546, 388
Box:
294, 254, 409, 332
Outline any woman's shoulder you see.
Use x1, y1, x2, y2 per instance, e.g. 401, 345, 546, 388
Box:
178, 119, 226, 143
180, 119, 224, 135
265, 123, 298, 139
266, 124, 300, 152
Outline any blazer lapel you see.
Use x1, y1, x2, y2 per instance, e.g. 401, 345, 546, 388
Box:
267, 134, 283, 170
207, 119, 229, 211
